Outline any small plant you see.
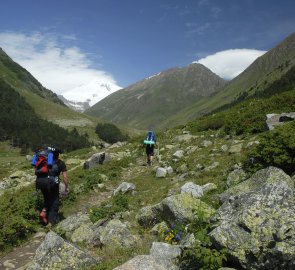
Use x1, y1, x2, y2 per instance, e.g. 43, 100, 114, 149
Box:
89, 193, 129, 223
158, 222, 185, 245
179, 208, 227, 270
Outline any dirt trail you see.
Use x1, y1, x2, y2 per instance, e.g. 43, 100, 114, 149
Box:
0, 233, 45, 270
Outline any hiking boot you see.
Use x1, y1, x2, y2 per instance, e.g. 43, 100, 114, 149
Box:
40, 209, 48, 224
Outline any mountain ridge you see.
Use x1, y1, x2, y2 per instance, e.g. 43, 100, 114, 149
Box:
85, 63, 226, 130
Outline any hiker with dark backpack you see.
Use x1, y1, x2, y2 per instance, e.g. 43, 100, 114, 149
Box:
143, 130, 157, 166
32, 146, 69, 226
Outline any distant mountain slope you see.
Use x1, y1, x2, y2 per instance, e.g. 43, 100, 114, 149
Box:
0, 79, 90, 152
0, 48, 101, 141
85, 63, 226, 130
169, 32, 295, 125
0, 48, 64, 106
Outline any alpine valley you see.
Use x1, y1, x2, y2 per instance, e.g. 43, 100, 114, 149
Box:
0, 32, 295, 270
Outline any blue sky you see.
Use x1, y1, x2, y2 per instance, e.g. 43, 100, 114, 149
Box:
0, 0, 294, 97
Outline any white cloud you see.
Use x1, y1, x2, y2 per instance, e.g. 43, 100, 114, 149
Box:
0, 32, 121, 97
194, 49, 267, 79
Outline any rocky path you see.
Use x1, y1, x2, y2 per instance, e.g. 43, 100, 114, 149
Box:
0, 159, 148, 270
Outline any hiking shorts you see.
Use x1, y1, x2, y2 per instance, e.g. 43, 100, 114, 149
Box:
146, 145, 154, 156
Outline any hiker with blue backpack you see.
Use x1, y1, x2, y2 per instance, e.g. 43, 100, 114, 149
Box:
32, 146, 69, 226
143, 130, 157, 165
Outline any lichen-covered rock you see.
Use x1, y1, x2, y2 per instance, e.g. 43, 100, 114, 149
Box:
150, 242, 181, 270
70, 223, 96, 244
113, 255, 168, 270
160, 194, 215, 224
27, 231, 99, 270
55, 213, 92, 240
210, 167, 295, 269
137, 194, 214, 228
220, 166, 294, 203
98, 219, 139, 247
136, 203, 163, 228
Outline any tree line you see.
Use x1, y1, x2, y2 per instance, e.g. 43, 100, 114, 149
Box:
0, 79, 90, 153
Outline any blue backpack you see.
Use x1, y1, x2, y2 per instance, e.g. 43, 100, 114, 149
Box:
144, 131, 155, 145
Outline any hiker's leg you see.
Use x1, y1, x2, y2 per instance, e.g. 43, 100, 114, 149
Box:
40, 188, 49, 224
47, 185, 60, 225
41, 188, 50, 211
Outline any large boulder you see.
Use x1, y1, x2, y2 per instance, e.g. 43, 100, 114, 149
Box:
266, 112, 295, 130
83, 152, 111, 169
210, 167, 295, 269
137, 194, 215, 228
220, 166, 294, 203
27, 231, 99, 270
97, 219, 139, 247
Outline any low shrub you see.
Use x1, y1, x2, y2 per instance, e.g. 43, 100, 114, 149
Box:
89, 193, 129, 223
243, 122, 295, 175
95, 123, 128, 144
179, 209, 227, 270
0, 186, 42, 252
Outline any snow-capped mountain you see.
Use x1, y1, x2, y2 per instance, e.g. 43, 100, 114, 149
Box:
59, 80, 122, 112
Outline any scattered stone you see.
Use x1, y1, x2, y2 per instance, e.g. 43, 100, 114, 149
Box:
181, 182, 203, 198
202, 140, 213, 148
113, 182, 136, 196
156, 167, 167, 178
174, 134, 196, 142
221, 145, 229, 152
173, 150, 184, 159
229, 143, 243, 154
204, 161, 219, 172
166, 166, 174, 175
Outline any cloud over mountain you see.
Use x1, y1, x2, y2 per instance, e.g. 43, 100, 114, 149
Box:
194, 49, 266, 79
0, 32, 121, 96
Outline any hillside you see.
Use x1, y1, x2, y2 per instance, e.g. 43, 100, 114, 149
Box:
0, 79, 90, 152
85, 63, 226, 130
169, 32, 295, 124
0, 48, 101, 140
